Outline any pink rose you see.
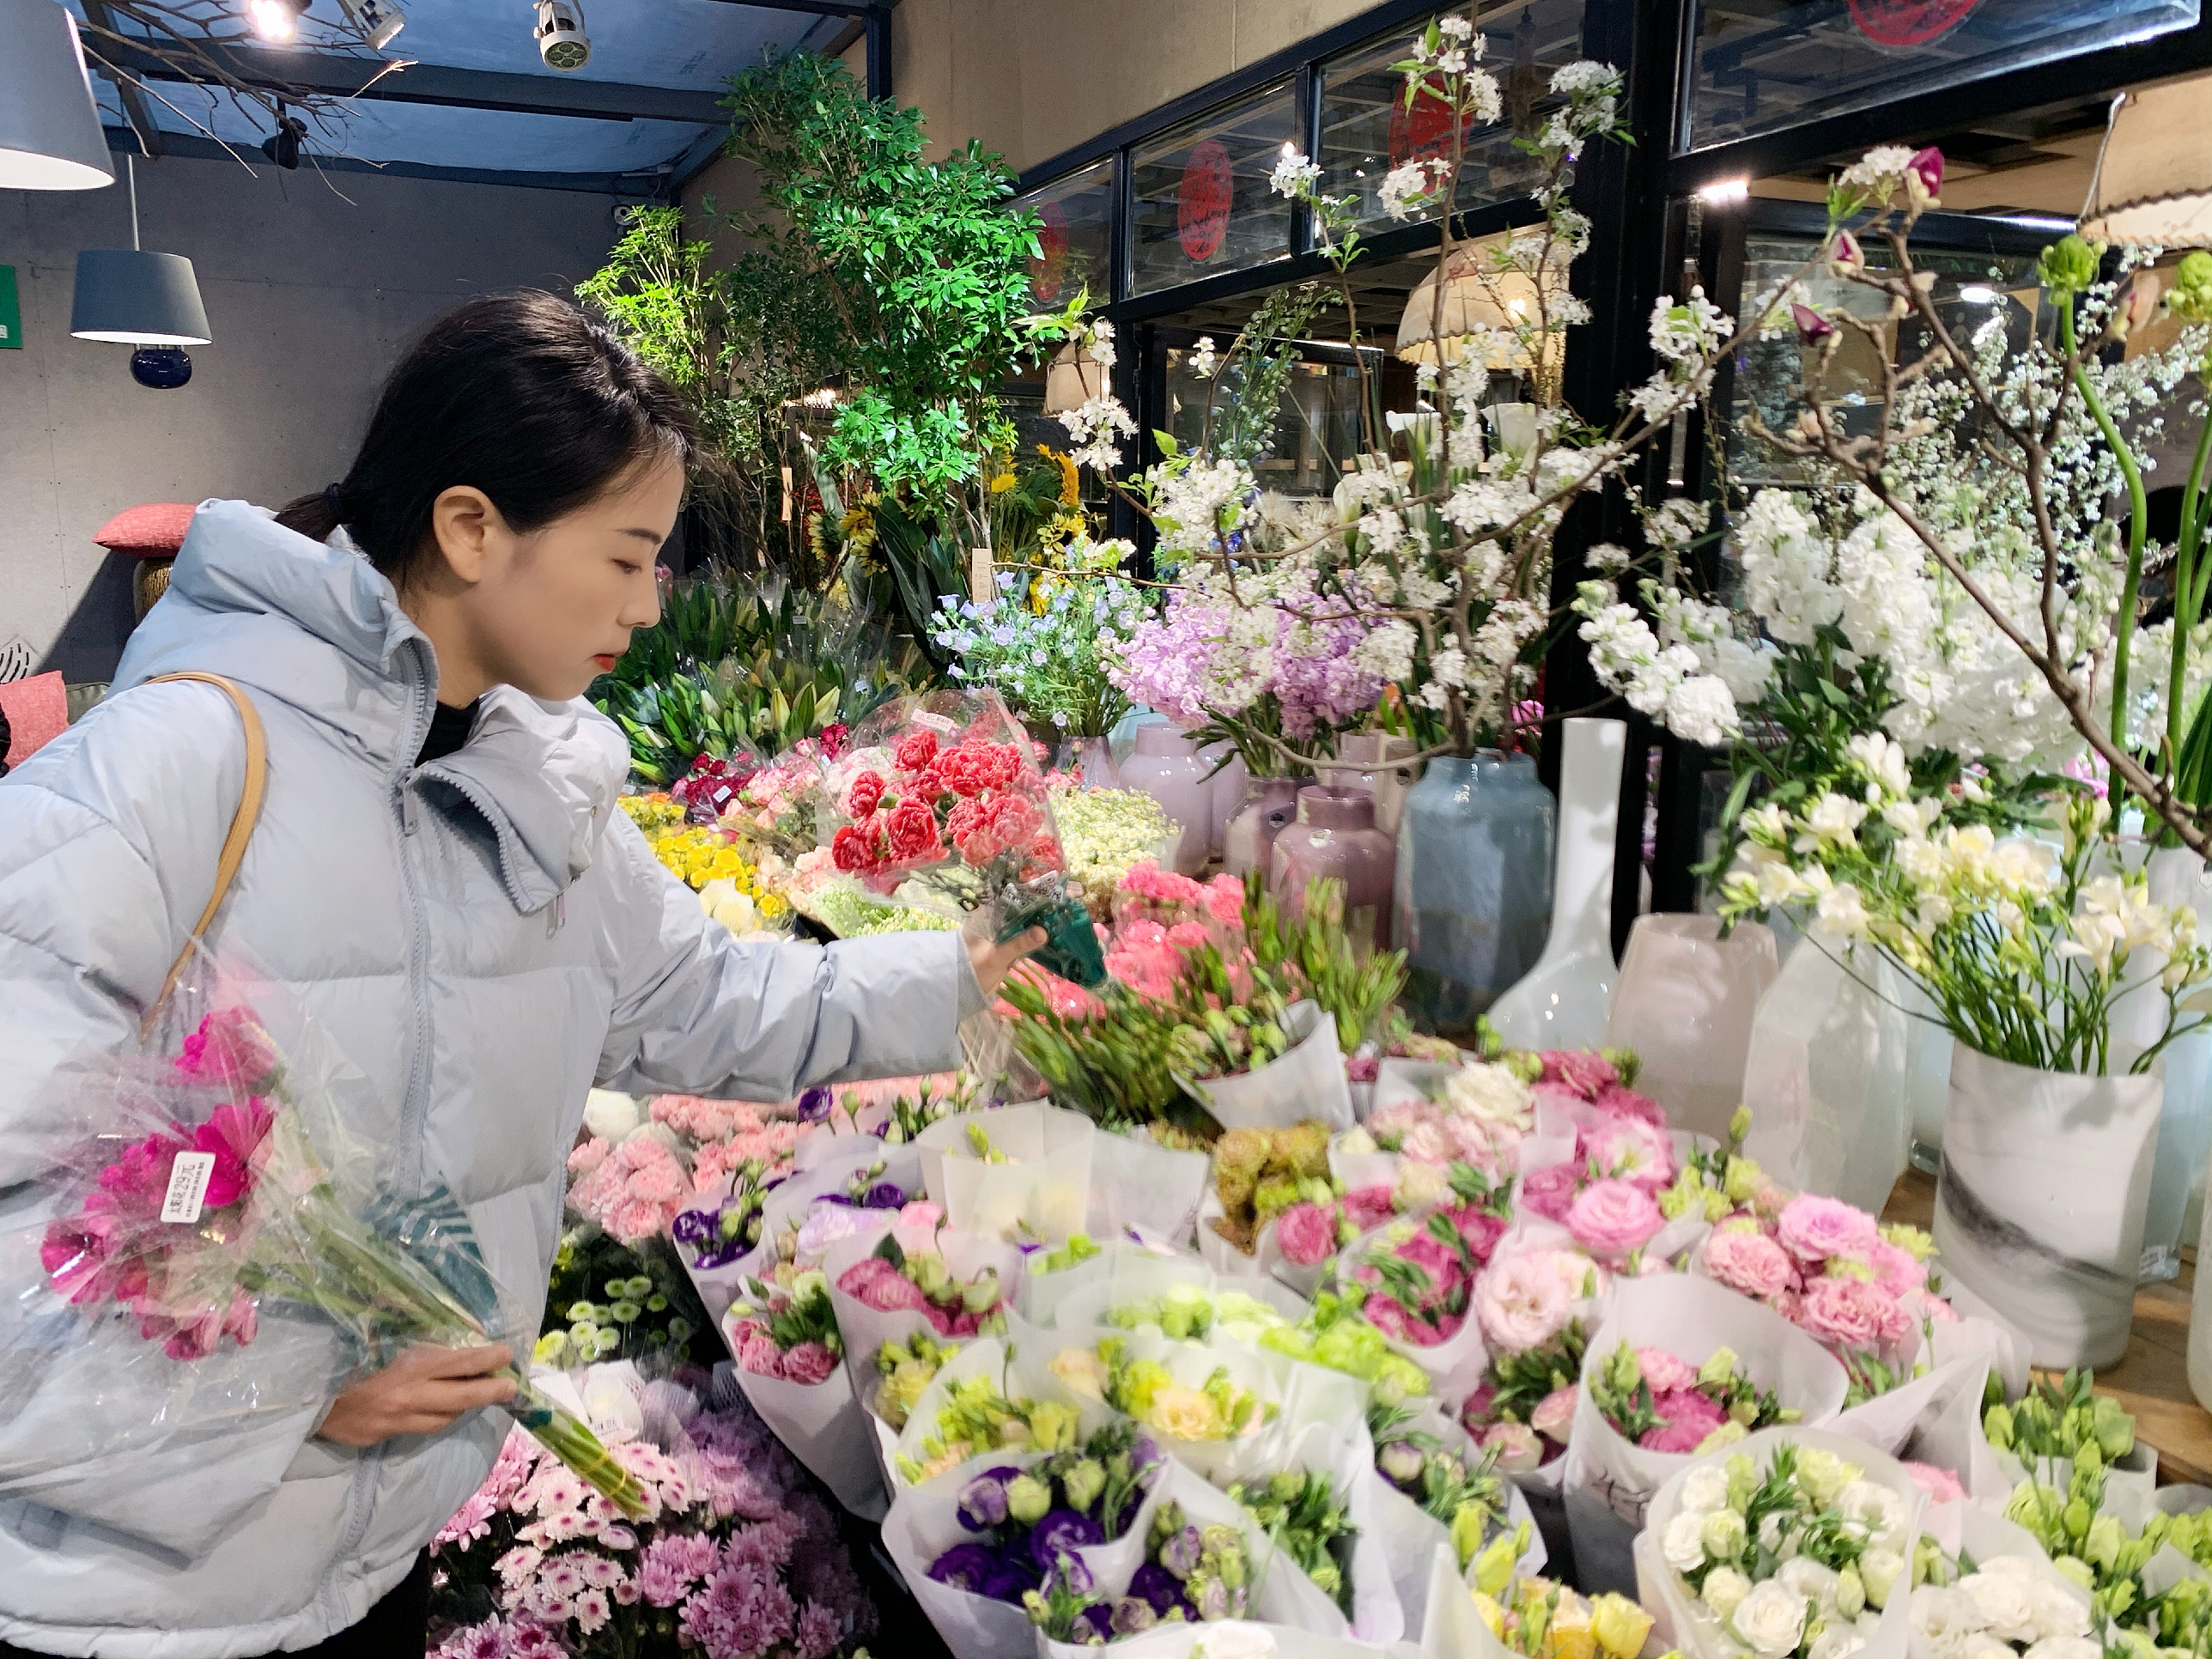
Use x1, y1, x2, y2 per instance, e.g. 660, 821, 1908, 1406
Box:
1475, 1250, 1576, 1352
1703, 1228, 1796, 1299
1529, 1383, 1579, 1443
1343, 1186, 1397, 1232
1869, 1239, 1926, 1297
1776, 1194, 1881, 1263
1475, 1420, 1545, 1472
1565, 1178, 1664, 1259
1581, 1115, 1674, 1191
1591, 1085, 1667, 1127
1636, 1346, 1698, 1395
1363, 1293, 1424, 1346
1902, 1461, 1966, 1504
1796, 1274, 1891, 1348
781, 1341, 838, 1385
1274, 1201, 1340, 1267
1516, 1162, 1582, 1223
1540, 1049, 1619, 1101
1639, 1387, 1729, 1454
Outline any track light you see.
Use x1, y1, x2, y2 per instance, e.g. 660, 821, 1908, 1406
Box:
246, 0, 308, 43
533, 0, 590, 70
337, 0, 404, 48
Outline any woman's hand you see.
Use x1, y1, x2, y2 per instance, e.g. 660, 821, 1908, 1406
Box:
967, 926, 1048, 999
316, 1342, 517, 1447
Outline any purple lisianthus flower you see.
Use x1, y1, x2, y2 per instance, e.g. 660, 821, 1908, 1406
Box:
1158, 1524, 1203, 1580
796, 1086, 833, 1123
862, 1181, 908, 1209
1127, 1561, 1187, 1614
1047, 1551, 1096, 1595
958, 1475, 1010, 1531
1071, 1604, 1114, 1644
1111, 1596, 1159, 1636
979, 1555, 1041, 1604
1029, 1510, 1103, 1575
927, 1542, 1000, 1594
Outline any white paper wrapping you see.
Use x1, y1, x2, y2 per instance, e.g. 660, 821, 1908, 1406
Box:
918, 1104, 1098, 1243
822, 1219, 1027, 1402
727, 1352, 886, 1519
1561, 1273, 1850, 1594
1024, 1237, 1190, 1328
1183, 1003, 1356, 1133
1091, 1127, 1215, 1248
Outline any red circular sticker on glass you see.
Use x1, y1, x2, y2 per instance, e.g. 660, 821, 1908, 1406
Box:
1030, 200, 1070, 303
1177, 138, 1234, 263
1389, 73, 1469, 168
1845, 0, 1981, 46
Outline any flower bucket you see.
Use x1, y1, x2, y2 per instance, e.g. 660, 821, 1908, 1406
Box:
1931, 1044, 2162, 1370
1603, 914, 1778, 1144
1182, 1000, 1356, 1133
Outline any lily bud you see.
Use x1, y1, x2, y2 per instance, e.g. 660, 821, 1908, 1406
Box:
1792, 302, 1838, 344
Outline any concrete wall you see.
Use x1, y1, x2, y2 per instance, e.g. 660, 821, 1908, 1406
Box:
0, 155, 619, 684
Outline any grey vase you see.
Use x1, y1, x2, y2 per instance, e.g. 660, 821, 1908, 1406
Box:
1392, 751, 1554, 1039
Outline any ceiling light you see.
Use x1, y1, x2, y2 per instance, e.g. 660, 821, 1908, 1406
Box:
246, 0, 307, 44
2081, 76, 2212, 246
534, 0, 590, 71
1698, 178, 1749, 204
337, 0, 404, 48
0, 0, 114, 190
71, 154, 211, 378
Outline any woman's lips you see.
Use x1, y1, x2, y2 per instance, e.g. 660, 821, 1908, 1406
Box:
593, 653, 618, 670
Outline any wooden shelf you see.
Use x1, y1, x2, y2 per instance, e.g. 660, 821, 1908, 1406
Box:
1884, 1168, 2212, 1486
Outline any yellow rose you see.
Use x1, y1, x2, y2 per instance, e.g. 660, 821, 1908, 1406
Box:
1469, 1592, 1506, 1639
1049, 1347, 1109, 1401
1589, 1593, 1654, 1659
1145, 1383, 1224, 1442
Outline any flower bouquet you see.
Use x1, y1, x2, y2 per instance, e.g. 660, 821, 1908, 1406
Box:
1561, 1273, 1849, 1595
1904, 1505, 2094, 1659
1978, 1368, 2154, 1515
1638, 1428, 1926, 1659
888, 1335, 1085, 1486
21, 994, 647, 1522
714, 1263, 889, 1519
1329, 1206, 1503, 1401
1364, 1398, 1530, 1593
913, 1104, 1097, 1243
1200, 1121, 1337, 1274
533, 1224, 710, 1370
1054, 787, 1182, 915
1461, 1237, 1612, 1479
1422, 1543, 1657, 1659
428, 1365, 877, 1659
1044, 1332, 1280, 1484
823, 1217, 1015, 1377
822, 689, 1108, 988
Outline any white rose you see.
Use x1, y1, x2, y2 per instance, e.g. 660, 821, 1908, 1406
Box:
1908, 1587, 1984, 1659
582, 1089, 640, 1141
1807, 1628, 1866, 1659
1704, 1568, 1753, 1624
1959, 1568, 2039, 1644
2021, 1640, 2103, 1659
1729, 1580, 1810, 1659
1778, 1558, 1840, 1607
1681, 1467, 1734, 1516
2024, 1579, 2089, 1642
1664, 1509, 1709, 1573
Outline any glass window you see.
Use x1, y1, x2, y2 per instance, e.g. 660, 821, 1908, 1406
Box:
1161, 338, 1382, 497
1130, 86, 1297, 295
1013, 159, 1115, 309
1684, 0, 2197, 153
1316, 2, 1587, 228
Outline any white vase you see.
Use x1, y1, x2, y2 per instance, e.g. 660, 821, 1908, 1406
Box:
1486, 718, 1624, 1053
2139, 848, 2212, 1279
1739, 929, 1911, 1214
1603, 914, 1778, 1143
1932, 1044, 2161, 1370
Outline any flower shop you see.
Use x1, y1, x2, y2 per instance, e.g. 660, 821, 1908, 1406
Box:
25, 0, 2212, 1657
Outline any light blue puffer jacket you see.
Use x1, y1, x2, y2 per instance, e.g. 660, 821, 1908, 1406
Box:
0, 501, 964, 1656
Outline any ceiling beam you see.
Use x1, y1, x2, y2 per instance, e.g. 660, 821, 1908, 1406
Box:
95, 37, 728, 125
702, 1, 893, 16
102, 125, 663, 197
82, 0, 164, 156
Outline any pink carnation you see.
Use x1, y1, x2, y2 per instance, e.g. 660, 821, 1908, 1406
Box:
1565, 1178, 1664, 1259
1636, 1346, 1698, 1395
1796, 1274, 1897, 1349
1539, 1049, 1619, 1101
1640, 1387, 1729, 1454
1274, 1201, 1340, 1267
1529, 1383, 1578, 1443
1776, 1194, 1881, 1263
1903, 1461, 1966, 1504
1516, 1161, 1582, 1223
1704, 1228, 1796, 1299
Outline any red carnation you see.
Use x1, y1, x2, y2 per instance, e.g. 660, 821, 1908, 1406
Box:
843, 769, 887, 819
884, 798, 944, 863
908, 763, 946, 801
831, 819, 886, 873
893, 731, 939, 774
937, 746, 992, 799
818, 722, 849, 759
946, 796, 990, 848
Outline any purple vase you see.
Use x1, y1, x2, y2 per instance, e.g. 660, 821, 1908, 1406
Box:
1118, 725, 1212, 875
1271, 786, 1396, 949
1223, 776, 1303, 878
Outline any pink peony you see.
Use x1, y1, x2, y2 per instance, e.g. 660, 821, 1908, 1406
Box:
1516, 1161, 1582, 1223
1540, 1050, 1619, 1101
1704, 1228, 1796, 1299
1475, 1249, 1577, 1352
1581, 1115, 1674, 1191
1776, 1194, 1880, 1263
1529, 1383, 1579, 1443
1565, 1178, 1664, 1258
781, 1341, 838, 1385
1591, 1085, 1667, 1127
1274, 1201, 1340, 1267
1640, 1387, 1729, 1454
1474, 1420, 1545, 1472
1796, 1273, 1894, 1348
1902, 1461, 1966, 1504
1636, 1346, 1698, 1395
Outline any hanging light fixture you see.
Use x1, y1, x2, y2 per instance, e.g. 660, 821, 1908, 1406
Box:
246, 0, 309, 44
71, 155, 211, 388
2080, 74, 2212, 246
0, 0, 115, 191
1393, 238, 1569, 374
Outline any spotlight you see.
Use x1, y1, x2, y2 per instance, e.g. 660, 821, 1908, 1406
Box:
261, 104, 306, 169
1697, 178, 1749, 204
337, 0, 406, 49
246, 0, 308, 44
533, 0, 590, 70
1957, 284, 2001, 305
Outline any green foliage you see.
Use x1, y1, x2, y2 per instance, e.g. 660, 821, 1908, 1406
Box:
536, 1227, 709, 1368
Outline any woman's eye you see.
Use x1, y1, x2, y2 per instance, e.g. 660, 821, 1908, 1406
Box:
617, 560, 644, 576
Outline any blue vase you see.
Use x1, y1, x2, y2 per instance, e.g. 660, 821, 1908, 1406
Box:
1393, 752, 1555, 1039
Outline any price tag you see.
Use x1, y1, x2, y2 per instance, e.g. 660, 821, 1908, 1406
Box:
909, 710, 959, 734
161, 1152, 218, 1224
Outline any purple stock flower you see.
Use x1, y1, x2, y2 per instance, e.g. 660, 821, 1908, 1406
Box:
796, 1087, 833, 1123
1029, 1510, 1103, 1574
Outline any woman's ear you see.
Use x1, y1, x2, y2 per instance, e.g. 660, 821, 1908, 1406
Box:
428, 485, 502, 585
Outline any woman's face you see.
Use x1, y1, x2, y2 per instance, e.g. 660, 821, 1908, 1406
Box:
427, 453, 683, 703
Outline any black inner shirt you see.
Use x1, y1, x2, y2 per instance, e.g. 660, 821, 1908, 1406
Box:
416, 698, 479, 768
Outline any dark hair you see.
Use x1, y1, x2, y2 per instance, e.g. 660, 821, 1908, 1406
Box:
277, 290, 694, 586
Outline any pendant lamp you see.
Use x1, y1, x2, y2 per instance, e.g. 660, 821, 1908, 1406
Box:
2080, 74, 2212, 246
0, 0, 115, 191
71, 155, 210, 348
1393, 241, 1566, 373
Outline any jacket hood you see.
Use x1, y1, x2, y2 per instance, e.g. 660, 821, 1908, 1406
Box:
112, 499, 628, 908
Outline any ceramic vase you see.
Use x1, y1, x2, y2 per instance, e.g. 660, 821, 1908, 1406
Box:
1117, 726, 1212, 876
1222, 776, 1303, 879
1603, 914, 1778, 1144
1486, 718, 1624, 1052
1392, 750, 1554, 1040
1199, 742, 1246, 860
1270, 786, 1396, 949
1317, 732, 1420, 837
1933, 1044, 2162, 1370
2139, 848, 2212, 1279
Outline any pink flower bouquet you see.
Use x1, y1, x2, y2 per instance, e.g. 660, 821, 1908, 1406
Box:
726, 1272, 842, 1386
1459, 1243, 1608, 1468
1584, 1339, 1796, 1455
833, 1233, 1008, 1341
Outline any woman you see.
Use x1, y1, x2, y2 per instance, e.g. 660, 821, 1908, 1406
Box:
0, 290, 1038, 1657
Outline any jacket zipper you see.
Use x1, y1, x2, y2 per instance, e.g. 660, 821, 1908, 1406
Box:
315, 641, 436, 1631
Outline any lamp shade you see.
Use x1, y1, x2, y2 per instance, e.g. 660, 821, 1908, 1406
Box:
1042, 342, 1108, 414
2080, 74, 2212, 246
71, 250, 211, 344
1395, 247, 1568, 370
0, 0, 115, 191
